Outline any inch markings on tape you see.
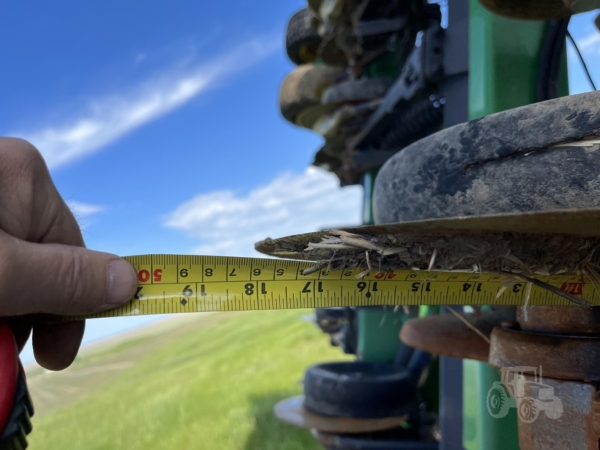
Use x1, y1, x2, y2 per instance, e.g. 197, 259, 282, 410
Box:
75, 255, 598, 320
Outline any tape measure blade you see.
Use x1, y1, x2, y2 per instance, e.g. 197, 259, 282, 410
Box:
65, 255, 599, 321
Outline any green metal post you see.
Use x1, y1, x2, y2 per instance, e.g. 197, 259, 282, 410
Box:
469, 2, 568, 117
356, 308, 406, 362
464, 2, 569, 449
358, 168, 408, 362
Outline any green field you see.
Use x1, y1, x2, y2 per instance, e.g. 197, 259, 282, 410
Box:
26, 310, 349, 449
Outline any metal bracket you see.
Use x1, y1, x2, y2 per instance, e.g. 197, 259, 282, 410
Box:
348, 20, 444, 151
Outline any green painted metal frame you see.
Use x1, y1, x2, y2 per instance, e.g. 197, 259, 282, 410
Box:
356, 308, 406, 362
464, 2, 568, 449
358, 169, 408, 362
357, 1, 569, 447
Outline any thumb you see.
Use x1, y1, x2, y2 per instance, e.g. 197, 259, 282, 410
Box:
1, 236, 137, 316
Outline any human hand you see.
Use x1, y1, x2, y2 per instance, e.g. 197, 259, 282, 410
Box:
0, 138, 137, 370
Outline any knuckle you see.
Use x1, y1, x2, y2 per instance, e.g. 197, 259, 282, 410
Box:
2, 138, 42, 162
54, 248, 91, 309
0, 138, 48, 179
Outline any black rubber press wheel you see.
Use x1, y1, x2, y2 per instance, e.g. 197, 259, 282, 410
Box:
286, 8, 322, 65
374, 91, 600, 223
303, 362, 416, 419
279, 64, 345, 128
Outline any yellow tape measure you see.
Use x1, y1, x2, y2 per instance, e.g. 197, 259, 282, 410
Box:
73, 255, 599, 320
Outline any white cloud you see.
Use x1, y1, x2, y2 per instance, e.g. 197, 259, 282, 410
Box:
17, 38, 278, 169
576, 30, 600, 54
164, 168, 363, 256
67, 200, 105, 218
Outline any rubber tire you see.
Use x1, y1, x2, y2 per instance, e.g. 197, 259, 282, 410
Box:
373, 91, 600, 224
279, 64, 345, 127
303, 361, 417, 418
286, 8, 322, 65
322, 78, 396, 105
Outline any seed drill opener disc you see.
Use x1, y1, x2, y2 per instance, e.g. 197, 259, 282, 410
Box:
50, 208, 600, 321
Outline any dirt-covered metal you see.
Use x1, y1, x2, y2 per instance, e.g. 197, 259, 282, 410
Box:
517, 376, 600, 450
400, 309, 515, 362
489, 302, 600, 449
256, 208, 600, 276
490, 325, 600, 381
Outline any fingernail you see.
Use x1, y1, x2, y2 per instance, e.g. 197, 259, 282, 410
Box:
106, 259, 138, 306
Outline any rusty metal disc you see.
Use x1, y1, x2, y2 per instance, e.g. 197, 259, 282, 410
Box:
399, 309, 515, 362
273, 396, 407, 434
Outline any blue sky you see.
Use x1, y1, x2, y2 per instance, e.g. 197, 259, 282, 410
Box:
1, 0, 364, 364
0, 2, 598, 364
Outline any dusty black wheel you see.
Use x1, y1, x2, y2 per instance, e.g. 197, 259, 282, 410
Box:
303, 361, 417, 418
279, 64, 345, 127
286, 8, 322, 65
373, 91, 600, 224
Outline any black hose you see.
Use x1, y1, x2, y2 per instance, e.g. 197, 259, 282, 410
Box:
407, 349, 433, 379
537, 18, 570, 102
566, 30, 597, 91
394, 343, 415, 367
